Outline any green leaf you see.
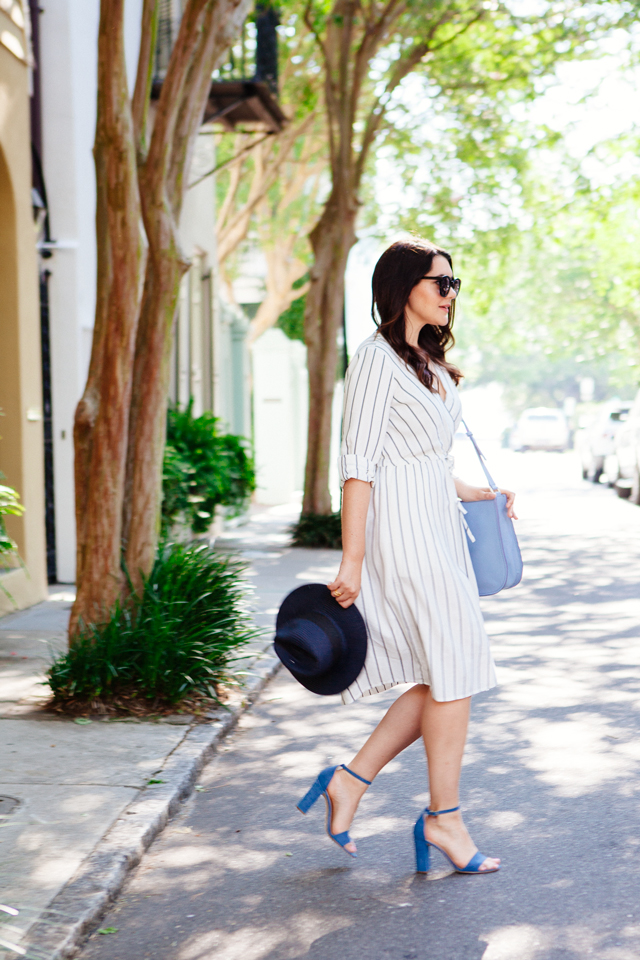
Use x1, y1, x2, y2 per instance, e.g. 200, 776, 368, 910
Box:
0, 484, 25, 517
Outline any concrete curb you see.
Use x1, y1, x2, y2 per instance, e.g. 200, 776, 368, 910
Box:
22, 653, 281, 960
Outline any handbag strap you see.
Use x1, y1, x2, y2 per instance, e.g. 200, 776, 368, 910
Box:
460, 420, 500, 492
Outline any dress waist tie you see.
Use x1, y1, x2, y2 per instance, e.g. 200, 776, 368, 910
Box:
457, 501, 476, 543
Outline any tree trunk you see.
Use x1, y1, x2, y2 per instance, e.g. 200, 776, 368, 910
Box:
122, 0, 252, 592
71, 0, 253, 627
69, 0, 143, 638
302, 191, 357, 515
121, 256, 186, 588
73, 137, 111, 594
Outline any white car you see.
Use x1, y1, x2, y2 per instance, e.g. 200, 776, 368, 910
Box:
579, 402, 631, 482
611, 389, 640, 503
510, 408, 570, 452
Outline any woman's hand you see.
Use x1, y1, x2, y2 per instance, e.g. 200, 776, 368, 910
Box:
455, 479, 518, 520
328, 478, 371, 608
327, 558, 362, 608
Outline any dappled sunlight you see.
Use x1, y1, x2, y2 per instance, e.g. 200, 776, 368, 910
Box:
0, 665, 48, 699
180, 912, 353, 960
62, 792, 111, 814
484, 810, 524, 831
76, 455, 640, 960
294, 563, 340, 582
482, 923, 559, 959
29, 856, 80, 887
516, 714, 635, 795
481, 921, 640, 959
355, 814, 405, 838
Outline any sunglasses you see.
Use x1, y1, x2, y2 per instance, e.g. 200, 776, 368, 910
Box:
422, 275, 462, 297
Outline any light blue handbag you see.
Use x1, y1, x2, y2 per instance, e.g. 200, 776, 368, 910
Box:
459, 421, 523, 596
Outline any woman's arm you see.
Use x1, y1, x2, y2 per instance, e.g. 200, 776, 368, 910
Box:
455, 478, 518, 520
327, 478, 372, 608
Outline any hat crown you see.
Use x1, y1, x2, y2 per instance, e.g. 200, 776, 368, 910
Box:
274, 583, 367, 696
274, 614, 345, 678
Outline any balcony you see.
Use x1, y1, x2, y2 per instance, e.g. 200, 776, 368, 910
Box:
153, 3, 286, 133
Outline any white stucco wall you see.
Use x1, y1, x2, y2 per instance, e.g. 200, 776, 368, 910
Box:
176, 126, 216, 418
252, 329, 308, 506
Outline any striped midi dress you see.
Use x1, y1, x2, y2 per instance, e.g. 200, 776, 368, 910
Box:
339, 334, 497, 704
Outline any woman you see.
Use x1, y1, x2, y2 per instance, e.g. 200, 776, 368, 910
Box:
298, 238, 516, 874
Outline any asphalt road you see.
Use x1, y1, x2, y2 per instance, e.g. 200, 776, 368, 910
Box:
78, 450, 640, 960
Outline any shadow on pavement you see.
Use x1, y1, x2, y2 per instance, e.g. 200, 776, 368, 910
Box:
77, 490, 640, 960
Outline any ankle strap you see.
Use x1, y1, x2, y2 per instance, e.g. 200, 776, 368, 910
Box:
340, 764, 372, 786
425, 805, 460, 817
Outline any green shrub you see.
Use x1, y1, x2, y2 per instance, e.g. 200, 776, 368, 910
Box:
162, 401, 255, 534
275, 273, 308, 343
47, 541, 259, 707
291, 512, 342, 549
276, 293, 306, 342
0, 481, 24, 573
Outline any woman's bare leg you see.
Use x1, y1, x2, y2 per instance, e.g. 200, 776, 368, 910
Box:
326, 684, 429, 853
422, 689, 499, 870
326, 684, 499, 867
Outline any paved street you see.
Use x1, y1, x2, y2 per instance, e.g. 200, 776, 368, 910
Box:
78, 448, 640, 960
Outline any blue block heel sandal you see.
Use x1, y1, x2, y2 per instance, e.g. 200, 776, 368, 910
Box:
413, 805, 500, 875
297, 764, 372, 858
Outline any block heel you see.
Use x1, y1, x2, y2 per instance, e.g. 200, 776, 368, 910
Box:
296, 764, 371, 858
297, 780, 323, 814
413, 805, 500, 875
413, 814, 431, 873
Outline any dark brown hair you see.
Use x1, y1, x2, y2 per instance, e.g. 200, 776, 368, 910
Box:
371, 237, 462, 390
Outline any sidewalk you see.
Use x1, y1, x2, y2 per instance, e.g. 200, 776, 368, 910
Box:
0, 504, 342, 958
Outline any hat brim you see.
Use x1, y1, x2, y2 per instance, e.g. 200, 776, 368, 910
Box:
275, 583, 368, 696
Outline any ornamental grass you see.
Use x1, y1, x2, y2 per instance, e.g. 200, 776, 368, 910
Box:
47, 541, 259, 712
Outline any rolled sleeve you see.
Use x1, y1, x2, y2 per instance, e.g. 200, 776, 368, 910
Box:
338, 342, 395, 488
339, 453, 377, 485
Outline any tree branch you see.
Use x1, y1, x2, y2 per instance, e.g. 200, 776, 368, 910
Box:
217, 116, 314, 263
354, 8, 486, 187
305, 0, 341, 169
188, 131, 275, 188
351, 0, 406, 105
167, 0, 253, 218
140, 0, 211, 268
216, 137, 249, 235
304, 0, 330, 66
131, 0, 159, 161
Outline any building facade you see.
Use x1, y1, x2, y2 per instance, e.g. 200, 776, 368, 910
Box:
1, 0, 293, 610
0, 1, 48, 613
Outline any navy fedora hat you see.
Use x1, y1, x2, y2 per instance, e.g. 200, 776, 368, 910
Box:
274, 583, 367, 696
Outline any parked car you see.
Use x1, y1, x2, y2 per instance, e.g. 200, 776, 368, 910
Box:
578, 402, 632, 483
612, 389, 640, 503
509, 408, 570, 452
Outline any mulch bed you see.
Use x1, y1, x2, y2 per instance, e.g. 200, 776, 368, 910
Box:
45, 687, 232, 720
